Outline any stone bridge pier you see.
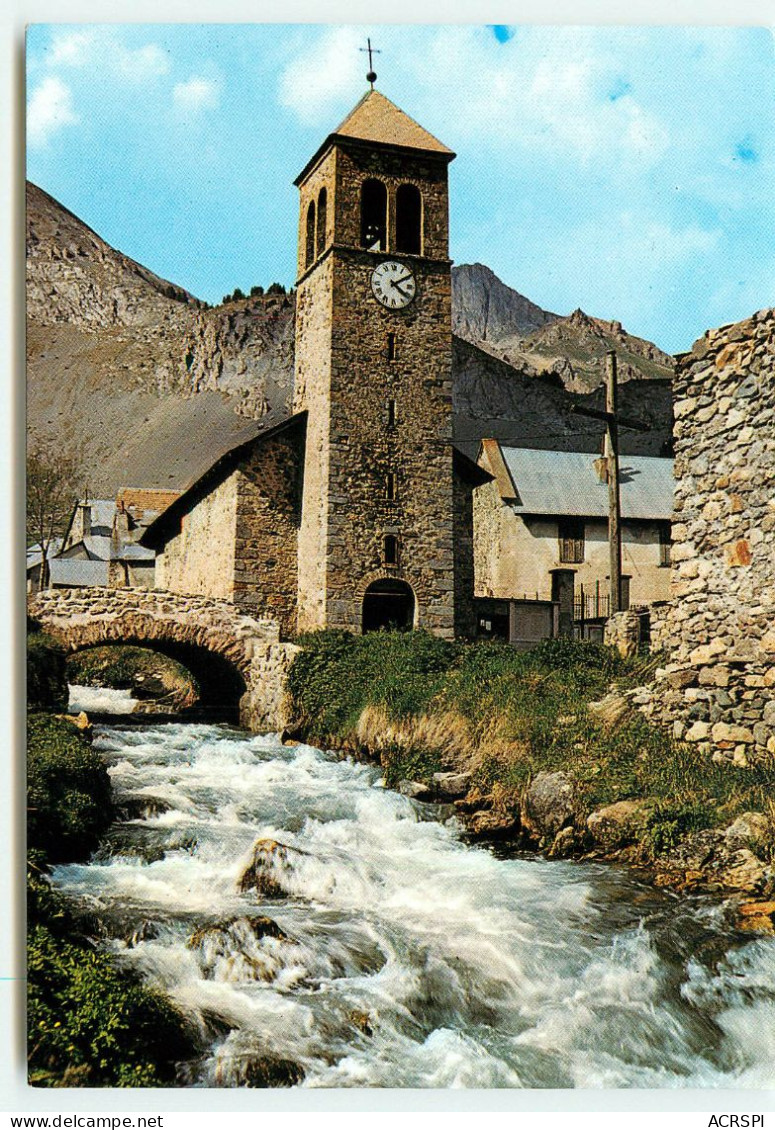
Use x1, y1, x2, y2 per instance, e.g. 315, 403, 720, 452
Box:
28, 587, 299, 732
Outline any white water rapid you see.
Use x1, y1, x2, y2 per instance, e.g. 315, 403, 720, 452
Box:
51, 721, 775, 1089
68, 684, 139, 714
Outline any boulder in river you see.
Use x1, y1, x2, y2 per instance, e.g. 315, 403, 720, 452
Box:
522, 771, 576, 842
398, 779, 434, 801
237, 838, 305, 898
215, 1055, 305, 1088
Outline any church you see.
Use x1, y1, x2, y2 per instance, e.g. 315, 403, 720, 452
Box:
143, 85, 491, 640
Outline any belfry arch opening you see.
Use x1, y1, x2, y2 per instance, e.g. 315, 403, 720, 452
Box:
362, 579, 415, 634
395, 184, 422, 255
305, 200, 316, 268
360, 179, 387, 251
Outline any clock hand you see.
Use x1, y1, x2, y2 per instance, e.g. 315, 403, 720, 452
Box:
390, 279, 414, 297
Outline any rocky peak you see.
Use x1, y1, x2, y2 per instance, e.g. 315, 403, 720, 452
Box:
451, 262, 559, 343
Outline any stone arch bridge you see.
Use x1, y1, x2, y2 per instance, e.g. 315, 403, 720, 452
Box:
28, 587, 298, 731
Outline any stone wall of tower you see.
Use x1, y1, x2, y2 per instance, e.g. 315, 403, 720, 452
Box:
232, 429, 302, 640
294, 251, 334, 633
324, 248, 456, 636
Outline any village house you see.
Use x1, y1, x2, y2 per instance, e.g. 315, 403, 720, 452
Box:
48, 488, 179, 591
474, 441, 674, 643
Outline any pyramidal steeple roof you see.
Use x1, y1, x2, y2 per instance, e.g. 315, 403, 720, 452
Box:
295, 89, 454, 184
334, 89, 454, 155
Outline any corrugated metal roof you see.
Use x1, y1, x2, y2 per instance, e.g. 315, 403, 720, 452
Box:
499, 447, 675, 520
50, 558, 109, 586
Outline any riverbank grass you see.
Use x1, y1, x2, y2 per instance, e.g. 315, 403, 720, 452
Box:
288, 631, 775, 857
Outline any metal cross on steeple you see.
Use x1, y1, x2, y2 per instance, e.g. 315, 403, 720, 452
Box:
360, 37, 381, 88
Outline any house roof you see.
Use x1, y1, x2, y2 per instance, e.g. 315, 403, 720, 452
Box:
295, 89, 454, 184
50, 558, 109, 587
141, 411, 308, 549
117, 488, 180, 518
492, 445, 675, 521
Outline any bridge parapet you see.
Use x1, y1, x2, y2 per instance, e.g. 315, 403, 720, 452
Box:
28, 587, 297, 732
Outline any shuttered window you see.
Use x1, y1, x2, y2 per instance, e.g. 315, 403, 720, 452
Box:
558, 518, 585, 564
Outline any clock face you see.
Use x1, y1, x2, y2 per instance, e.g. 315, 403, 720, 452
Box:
371, 261, 417, 309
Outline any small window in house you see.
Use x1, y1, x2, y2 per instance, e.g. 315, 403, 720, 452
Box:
387, 333, 397, 362
316, 187, 327, 259
659, 523, 671, 567
386, 472, 396, 500
305, 200, 316, 269
558, 518, 585, 564
383, 534, 398, 565
386, 399, 397, 428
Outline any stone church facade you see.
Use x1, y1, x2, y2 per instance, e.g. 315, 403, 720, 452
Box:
144, 89, 488, 640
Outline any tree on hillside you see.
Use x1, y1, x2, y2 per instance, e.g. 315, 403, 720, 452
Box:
26, 438, 83, 590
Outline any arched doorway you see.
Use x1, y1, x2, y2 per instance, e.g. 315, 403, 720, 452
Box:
362, 579, 415, 633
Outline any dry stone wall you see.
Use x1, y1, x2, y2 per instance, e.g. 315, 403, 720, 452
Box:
646, 309, 775, 764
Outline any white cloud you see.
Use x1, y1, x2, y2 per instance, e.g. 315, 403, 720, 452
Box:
46, 28, 170, 81
27, 76, 79, 147
278, 27, 364, 126
173, 76, 220, 113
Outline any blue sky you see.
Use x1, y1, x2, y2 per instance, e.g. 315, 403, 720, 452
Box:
26, 23, 774, 353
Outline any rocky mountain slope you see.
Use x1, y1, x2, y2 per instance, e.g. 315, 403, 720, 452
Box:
452, 262, 674, 394
26, 182, 674, 497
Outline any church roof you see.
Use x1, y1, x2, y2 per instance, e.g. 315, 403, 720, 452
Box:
295, 89, 454, 184
334, 90, 454, 155
140, 411, 307, 549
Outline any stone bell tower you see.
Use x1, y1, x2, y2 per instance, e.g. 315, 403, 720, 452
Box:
293, 85, 458, 637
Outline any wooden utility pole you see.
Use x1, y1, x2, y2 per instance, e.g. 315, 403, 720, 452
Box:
569, 349, 650, 615
605, 350, 623, 613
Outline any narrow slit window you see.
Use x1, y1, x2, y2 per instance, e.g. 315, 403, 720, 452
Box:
316, 187, 327, 259
386, 399, 396, 428
387, 333, 397, 362
658, 523, 671, 567
386, 472, 396, 500
383, 534, 398, 565
305, 200, 316, 269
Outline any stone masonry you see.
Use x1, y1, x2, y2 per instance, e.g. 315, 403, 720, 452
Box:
645, 309, 775, 764
28, 587, 298, 732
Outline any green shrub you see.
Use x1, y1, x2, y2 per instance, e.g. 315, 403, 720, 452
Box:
27, 714, 114, 863
27, 633, 68, 713
28, 924, 195, 1087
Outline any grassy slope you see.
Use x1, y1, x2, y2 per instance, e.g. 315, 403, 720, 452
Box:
288, 631, 775, 860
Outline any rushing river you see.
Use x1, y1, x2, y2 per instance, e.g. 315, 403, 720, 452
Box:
51, 716, 775, 1089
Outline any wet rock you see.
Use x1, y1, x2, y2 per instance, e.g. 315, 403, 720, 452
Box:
57, 711, 93, 741
188, 915, 289, 950
348, 1009, 374, 1037
548, 826, 578, 858
237, 838, 304, 898
522, 771, 575, 841
215, 1055, 305, 1088
127, 919, 159, 948
587, 800, 651, 849
119, 795, 173, 820
465, 809, 519, 840
398, 779, 433, 801
432, 770, 472, 799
